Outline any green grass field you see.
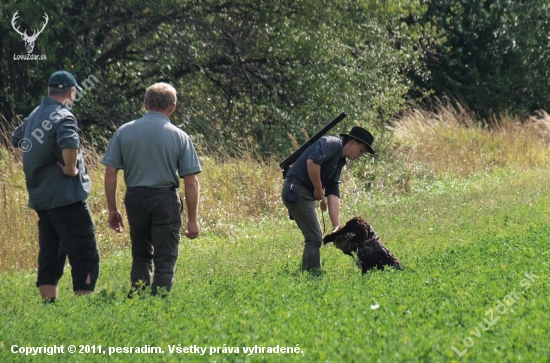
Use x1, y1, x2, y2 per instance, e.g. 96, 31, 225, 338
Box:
1, 167, 548, 362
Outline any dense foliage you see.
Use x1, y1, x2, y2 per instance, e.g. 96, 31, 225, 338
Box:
1, 0, 548, 153
0, 0, 433, 153
421, 0, 550, 117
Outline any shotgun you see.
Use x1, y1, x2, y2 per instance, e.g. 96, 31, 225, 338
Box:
279, 112, 347, 178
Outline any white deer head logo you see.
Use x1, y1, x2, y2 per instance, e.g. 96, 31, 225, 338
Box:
11, 11, 49, 54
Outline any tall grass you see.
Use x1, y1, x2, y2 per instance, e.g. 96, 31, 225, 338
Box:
390, 100, 550, 179
0, 117, 284, 271
1, 102, 549, 271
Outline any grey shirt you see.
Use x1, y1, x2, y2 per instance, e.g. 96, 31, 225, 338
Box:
12, 97, 91, 210
286, 136, 347, 198
102, 111, 202, 188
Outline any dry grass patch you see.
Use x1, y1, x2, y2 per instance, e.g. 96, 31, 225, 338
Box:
0, 120, 284, 270
390, 101, 550, 178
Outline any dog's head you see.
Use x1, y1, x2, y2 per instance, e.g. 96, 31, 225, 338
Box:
323, 216, 373, 255
332, 232, 357, 255
323, 217, 374, 250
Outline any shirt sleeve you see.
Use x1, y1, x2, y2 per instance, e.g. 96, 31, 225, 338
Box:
101, 130, 125, 169
56, 117, 80, 149
12, 107, 39, 148
325, 172, 342, 198
178, 134, 202, 177
321, 137, 345, 197
307, 137, 341, 165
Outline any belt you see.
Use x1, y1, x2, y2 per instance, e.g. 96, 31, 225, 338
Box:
127, 186, 176, 193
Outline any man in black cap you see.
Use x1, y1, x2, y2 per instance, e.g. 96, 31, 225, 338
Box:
12, 70, 100, 302
281, 126, 375, 271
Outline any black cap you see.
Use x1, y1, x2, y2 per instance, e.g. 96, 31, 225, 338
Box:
48, 70, 78, 89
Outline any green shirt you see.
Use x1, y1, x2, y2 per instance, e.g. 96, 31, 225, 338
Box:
102, 111, 202, 188
11, 97, 91, 210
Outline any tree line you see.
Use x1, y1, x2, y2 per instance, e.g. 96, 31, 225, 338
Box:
1, 0, 548, 155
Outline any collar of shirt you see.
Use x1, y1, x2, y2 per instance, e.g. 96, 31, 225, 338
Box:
143, 110, 171, 123
42, 96, 67, 108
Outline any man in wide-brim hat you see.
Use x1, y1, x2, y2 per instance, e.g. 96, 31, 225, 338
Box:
281, 126, 375, 271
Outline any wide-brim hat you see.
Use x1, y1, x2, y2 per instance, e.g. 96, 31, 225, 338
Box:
339, 126, 375, 154
48, 70, 78, 89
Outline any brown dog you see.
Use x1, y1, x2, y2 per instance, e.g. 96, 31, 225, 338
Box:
323, 217, 403, 273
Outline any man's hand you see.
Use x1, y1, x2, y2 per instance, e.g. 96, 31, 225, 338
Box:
307, 159, 324, 200
185, 220, 200, 239
56, 161, 79, 176
313, 188, 324, 201
108, 209, 124, 233
58, 148, 79, 176
183, 174, 200, 239
332, 226, 340, 233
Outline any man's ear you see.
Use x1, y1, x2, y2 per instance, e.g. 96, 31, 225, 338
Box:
168, 103, 176, 115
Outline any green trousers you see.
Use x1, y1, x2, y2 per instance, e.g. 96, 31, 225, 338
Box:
282, 181, 323, 270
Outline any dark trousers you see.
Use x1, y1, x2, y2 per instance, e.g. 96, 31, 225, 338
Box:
124, 190, 182, 294
36, 201, 100, 291
282, 181, 323, 270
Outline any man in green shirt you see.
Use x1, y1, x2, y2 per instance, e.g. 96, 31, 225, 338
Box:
12, 70, 100, 302
102, 82, 201, 297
